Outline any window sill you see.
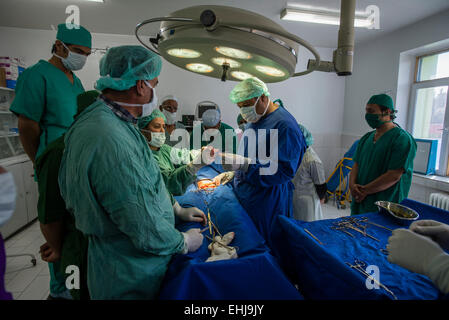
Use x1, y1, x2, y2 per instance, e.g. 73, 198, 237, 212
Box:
413, 173, 449, 193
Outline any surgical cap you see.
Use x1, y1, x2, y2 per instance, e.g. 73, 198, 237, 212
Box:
367, 94, 395, 111
202, 109, 221, 127
76, 90, 100, 117
56, 23, 92, 48
298, 123, 314, 147
138, 109, 166, 130
229, 77, 270, 104
95, 45, 162, 91
161, 95, 179, 104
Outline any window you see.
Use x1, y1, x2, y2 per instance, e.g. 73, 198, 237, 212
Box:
409, 49, 449, 175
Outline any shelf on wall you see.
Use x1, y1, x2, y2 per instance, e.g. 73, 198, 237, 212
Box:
0, 87, 14, 92
0, 133, 19, 138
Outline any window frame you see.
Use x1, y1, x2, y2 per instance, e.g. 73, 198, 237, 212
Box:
408, 77, 449, 176
415, 48, 449, 83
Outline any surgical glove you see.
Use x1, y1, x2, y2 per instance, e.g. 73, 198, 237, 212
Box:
173, 201, 207, 226
182, 228, 204, 254
410, 220, 449, 251
220, 152, 251, 172
387, 228, 446, 276
212, 171, 235, 186
186, 146, 217, 174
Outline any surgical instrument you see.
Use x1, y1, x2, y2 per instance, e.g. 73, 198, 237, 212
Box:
304, 228, 324, 245
346, 259, 397, 300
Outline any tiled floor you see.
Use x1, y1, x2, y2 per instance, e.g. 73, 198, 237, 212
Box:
3, 202, 350, 300
4, 221, 50, 300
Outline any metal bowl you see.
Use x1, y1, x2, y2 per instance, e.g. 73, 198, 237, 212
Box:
374, 201, 419, 224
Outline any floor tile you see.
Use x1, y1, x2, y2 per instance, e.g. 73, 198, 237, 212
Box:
5, 258, 46, 292
18, 275, 50, 300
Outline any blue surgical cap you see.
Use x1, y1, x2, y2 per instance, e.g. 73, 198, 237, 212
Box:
95, 45, 162, 91
202, 109, 221, 127
138, 109, 166, 129
298, 123, 314, 147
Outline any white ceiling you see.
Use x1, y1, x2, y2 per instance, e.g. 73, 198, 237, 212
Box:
1, 0, 449, 48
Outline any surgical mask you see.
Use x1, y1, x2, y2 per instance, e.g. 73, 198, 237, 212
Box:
113, 80, 157, 118
0, 172, 16, 227
240, 96, 269, 123
365, 113, 391, 129
54, 42, 87, 71
162, 109, 177, 125
143, 81, 158, 117
148, 131, 166, 148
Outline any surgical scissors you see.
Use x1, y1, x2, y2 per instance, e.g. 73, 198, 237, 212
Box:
346, 259, 397, 300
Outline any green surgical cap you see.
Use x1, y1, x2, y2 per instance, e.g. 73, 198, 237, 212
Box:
367, 94, 395, 111
138, 109, 166, 130
95, 45, 162, 91
57, 23, 92, 48
298, 123, 314, 147
229, 77, 270, 104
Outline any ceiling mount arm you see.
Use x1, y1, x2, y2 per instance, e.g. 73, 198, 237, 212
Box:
135, 17, 198, 55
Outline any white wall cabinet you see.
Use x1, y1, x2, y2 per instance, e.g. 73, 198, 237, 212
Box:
0, 158, 38, 238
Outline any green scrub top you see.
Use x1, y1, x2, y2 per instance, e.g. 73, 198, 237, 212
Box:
151, 144, 196, 196
58, 101, 185, 300
190, 122, 237, 153
10, 60, 84, 160
35, 135, 89, 300
351, 126, 417, 215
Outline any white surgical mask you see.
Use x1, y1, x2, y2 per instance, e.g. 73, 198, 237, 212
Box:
54, 42, 87, 71
240, 96, 269, 123
113, 80, 157, 118
143, 81, 158, 118
148, 131, 166, 148
162, 109, 177, 125
0, 172, 16, 227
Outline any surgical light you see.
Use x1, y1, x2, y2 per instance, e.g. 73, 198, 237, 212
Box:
186, 63, 214, 73
135, 4, 355, 81
167, 48, 202, 58
215, 47, 252, 60
231, 71, 254, 81
212, 57, 241, 68
255, 65, 285, 77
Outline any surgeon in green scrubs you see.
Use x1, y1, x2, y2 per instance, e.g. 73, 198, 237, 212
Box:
36, 90, 99, 300
10, 23, 92, 300
138, 109, 215, 196
349, 94, 417, 215
58, 45, 204, 299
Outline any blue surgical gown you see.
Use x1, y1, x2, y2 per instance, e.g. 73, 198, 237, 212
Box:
234, 106, 306, 247
58, 101, 185, 300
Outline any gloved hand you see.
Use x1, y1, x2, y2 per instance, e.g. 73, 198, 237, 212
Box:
220, 152, 251, 172
186, 146, 217, 174
387, 228, 446, 275
212, 171, 235, 186
410, 220, 449, 251
173, 201, 207, 226
182, 228, 204, 253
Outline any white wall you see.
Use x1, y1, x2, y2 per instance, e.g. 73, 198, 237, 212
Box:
0, 26, 346, 176
342, 9, 449, 137
341, 9, 449, 204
